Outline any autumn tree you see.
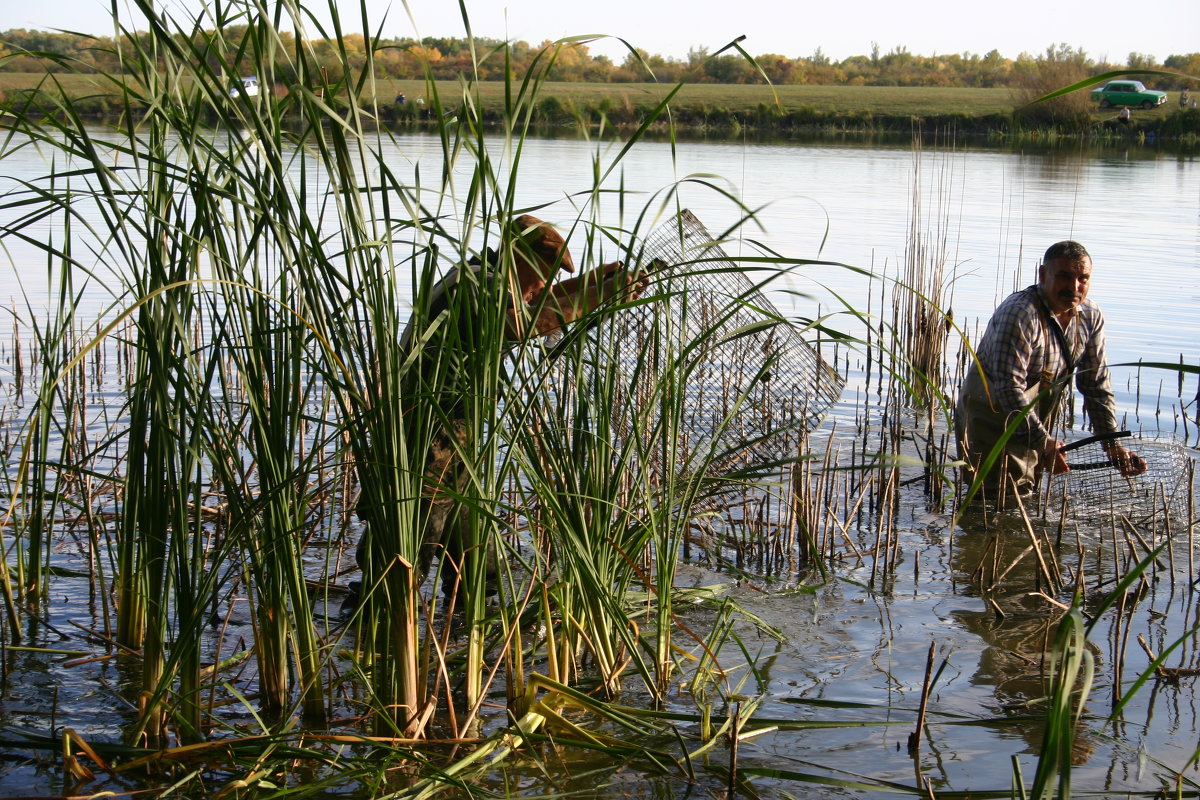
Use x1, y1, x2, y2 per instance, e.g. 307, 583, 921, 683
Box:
0, 25, 1191, 96
1012, 43, 1096, 127
756, 53, 801, 85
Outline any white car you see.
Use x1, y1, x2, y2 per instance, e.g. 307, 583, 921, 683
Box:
230, 76, 260, 98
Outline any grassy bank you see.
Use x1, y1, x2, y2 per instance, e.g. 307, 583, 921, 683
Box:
4, 71, 1193, 136
0, 73, 1018, 115
373, 80, 1023, 116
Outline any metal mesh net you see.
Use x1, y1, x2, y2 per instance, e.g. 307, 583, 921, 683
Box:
598, 209, 845, 478
1046, 432, 1197, 528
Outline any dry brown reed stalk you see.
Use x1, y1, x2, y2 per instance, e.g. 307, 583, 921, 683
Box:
1111, 589, 1137, 707
1120, 516, 1169, 575
10, 302, 24, 401
1188, 465, 1196, 580
1137, 634, 1200, 680
1159, 486, 1179, 591
987, 544, 1037, 594
894, 139, 956, 413
786, 435, 818, 566
813, 466, 871, 568
1012, 487, 1062, 593
787, 424, 892, 568
907, 640, 937, 755
867, 440, 903, 588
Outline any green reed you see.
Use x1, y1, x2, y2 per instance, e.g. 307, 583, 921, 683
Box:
204, 270, 328, 722
0, 0, 770, 747
5, 78, 217, 743
13, 221, 82, 608
509, 306, 657, 698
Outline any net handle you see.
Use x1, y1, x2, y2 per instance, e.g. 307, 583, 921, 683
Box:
1059, 430, 1131, 454
1065, 460, 1121, 472
1061, 430, 1133, 470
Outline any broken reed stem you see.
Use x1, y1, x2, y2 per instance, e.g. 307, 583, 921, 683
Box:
907, 640, 937, 754
727, 700, 741, 799
1189, 463, 1196, 583
1013, 487, 1060, 594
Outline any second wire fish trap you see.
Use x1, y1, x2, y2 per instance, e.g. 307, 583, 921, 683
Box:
1047, 431, 1196, 529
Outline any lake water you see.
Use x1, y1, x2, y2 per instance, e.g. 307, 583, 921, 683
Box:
3, 131, 1197, 417
1, 129, 1199, 797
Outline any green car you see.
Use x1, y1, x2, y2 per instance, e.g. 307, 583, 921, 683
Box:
1090, 80, 1167, 109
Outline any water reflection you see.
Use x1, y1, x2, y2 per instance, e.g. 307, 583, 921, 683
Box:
951, 512, 1099, 763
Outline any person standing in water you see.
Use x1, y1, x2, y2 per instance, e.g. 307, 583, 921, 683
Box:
955, 240, 1145, 498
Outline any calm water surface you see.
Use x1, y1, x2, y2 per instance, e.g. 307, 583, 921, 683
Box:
1, 131, 1198, 797
4, 131, 1197, 405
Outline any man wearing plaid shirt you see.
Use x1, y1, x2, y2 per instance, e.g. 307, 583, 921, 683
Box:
955, 240, 1145, 497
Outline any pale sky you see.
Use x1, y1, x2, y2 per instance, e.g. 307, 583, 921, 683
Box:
4, 0, 1199, 65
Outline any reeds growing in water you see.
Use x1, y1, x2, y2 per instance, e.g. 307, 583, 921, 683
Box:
0, 0, 851, 789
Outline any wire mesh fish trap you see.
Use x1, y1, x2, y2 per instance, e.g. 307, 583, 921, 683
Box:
1047, 432, 1196, 528
601, 210, 845, 480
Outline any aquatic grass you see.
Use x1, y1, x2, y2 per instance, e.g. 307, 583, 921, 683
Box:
0, 15, 844, 751
0, 0, 350, 742
0, 111, 221, 744
1026, 601, 1093, 800
280, 106, 433, 739
113, 0, 462, 738
0, 173, 114, 633
2, 223, 87, 614
896, 137, 959, 411
510, 351, 653, 698
199, 276, 329, 722
507, 286, 679, 697
504, 216, 841, 700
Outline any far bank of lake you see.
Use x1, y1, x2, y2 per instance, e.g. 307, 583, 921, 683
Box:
4, 73, 1200, 140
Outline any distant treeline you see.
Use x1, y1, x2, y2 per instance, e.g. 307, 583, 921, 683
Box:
2, 27, 1198, 90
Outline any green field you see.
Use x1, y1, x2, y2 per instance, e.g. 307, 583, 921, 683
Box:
0, 72, 1180, 126
372, 79, 1025, 116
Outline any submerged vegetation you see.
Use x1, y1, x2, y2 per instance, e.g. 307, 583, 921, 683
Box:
0, 1, 1198, 798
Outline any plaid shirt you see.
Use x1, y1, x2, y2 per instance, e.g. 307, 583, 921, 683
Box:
971, 284, 1118, 447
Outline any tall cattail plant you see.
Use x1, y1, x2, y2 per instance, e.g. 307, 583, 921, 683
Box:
0, 0, 818, 764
